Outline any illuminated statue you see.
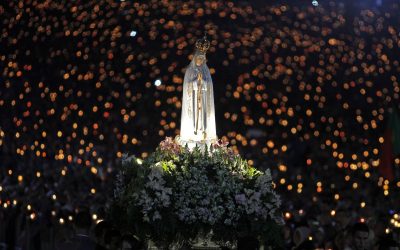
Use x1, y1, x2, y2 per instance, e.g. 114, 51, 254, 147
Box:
179, 35, 217, 147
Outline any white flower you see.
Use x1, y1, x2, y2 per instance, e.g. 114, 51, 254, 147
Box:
235, 194, 246, 205
152, 211, 162, 221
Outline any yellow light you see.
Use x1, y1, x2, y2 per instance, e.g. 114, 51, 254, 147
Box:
68, 216, 73, 221
334, 194, 340, 200
52, 194, 57, 200
331, 210, 336, 216
285, 212, 291, 219
279, 164, 287, 172
386, 228, 390, 234
90, 167, 98, 174
30, 213, 36, 220
360, 202, 366, 208
27, 204, 31, 211
59, 218, 65, 224
18, 175, 23, 182
92, 214, 98, 220
91, 188, 96, 194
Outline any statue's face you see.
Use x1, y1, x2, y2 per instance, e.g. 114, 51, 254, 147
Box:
195, 55, 205, 66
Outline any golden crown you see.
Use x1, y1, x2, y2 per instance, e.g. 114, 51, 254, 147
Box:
195, 35, 210, 53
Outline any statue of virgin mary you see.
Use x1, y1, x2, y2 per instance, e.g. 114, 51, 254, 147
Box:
179, 36, 217, 148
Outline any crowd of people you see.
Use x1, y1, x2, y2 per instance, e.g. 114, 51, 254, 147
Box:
1, 0, 400, 248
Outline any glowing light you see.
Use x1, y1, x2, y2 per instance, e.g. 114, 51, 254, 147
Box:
130, 31, 137, 37
312, 0, 319, 6
154, 79, 162, 86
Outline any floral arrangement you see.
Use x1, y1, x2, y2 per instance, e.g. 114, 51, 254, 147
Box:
109, 137, 283, 248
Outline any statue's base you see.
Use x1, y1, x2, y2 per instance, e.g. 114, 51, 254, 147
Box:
176, 137, 217, 151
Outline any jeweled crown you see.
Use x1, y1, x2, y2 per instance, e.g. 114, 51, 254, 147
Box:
195, 35, 210, 53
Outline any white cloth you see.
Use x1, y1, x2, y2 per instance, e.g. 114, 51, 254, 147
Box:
180, 53, 217, 146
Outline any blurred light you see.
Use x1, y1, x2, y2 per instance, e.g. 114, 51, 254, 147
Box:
59, 218, 65, 224
154, 79, 162, 86
92, 214, 98, 220
130, 31, 137, 37
312, 0, 319, 6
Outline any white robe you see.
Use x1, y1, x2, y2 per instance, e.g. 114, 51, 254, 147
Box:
180, 54, 217, 146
